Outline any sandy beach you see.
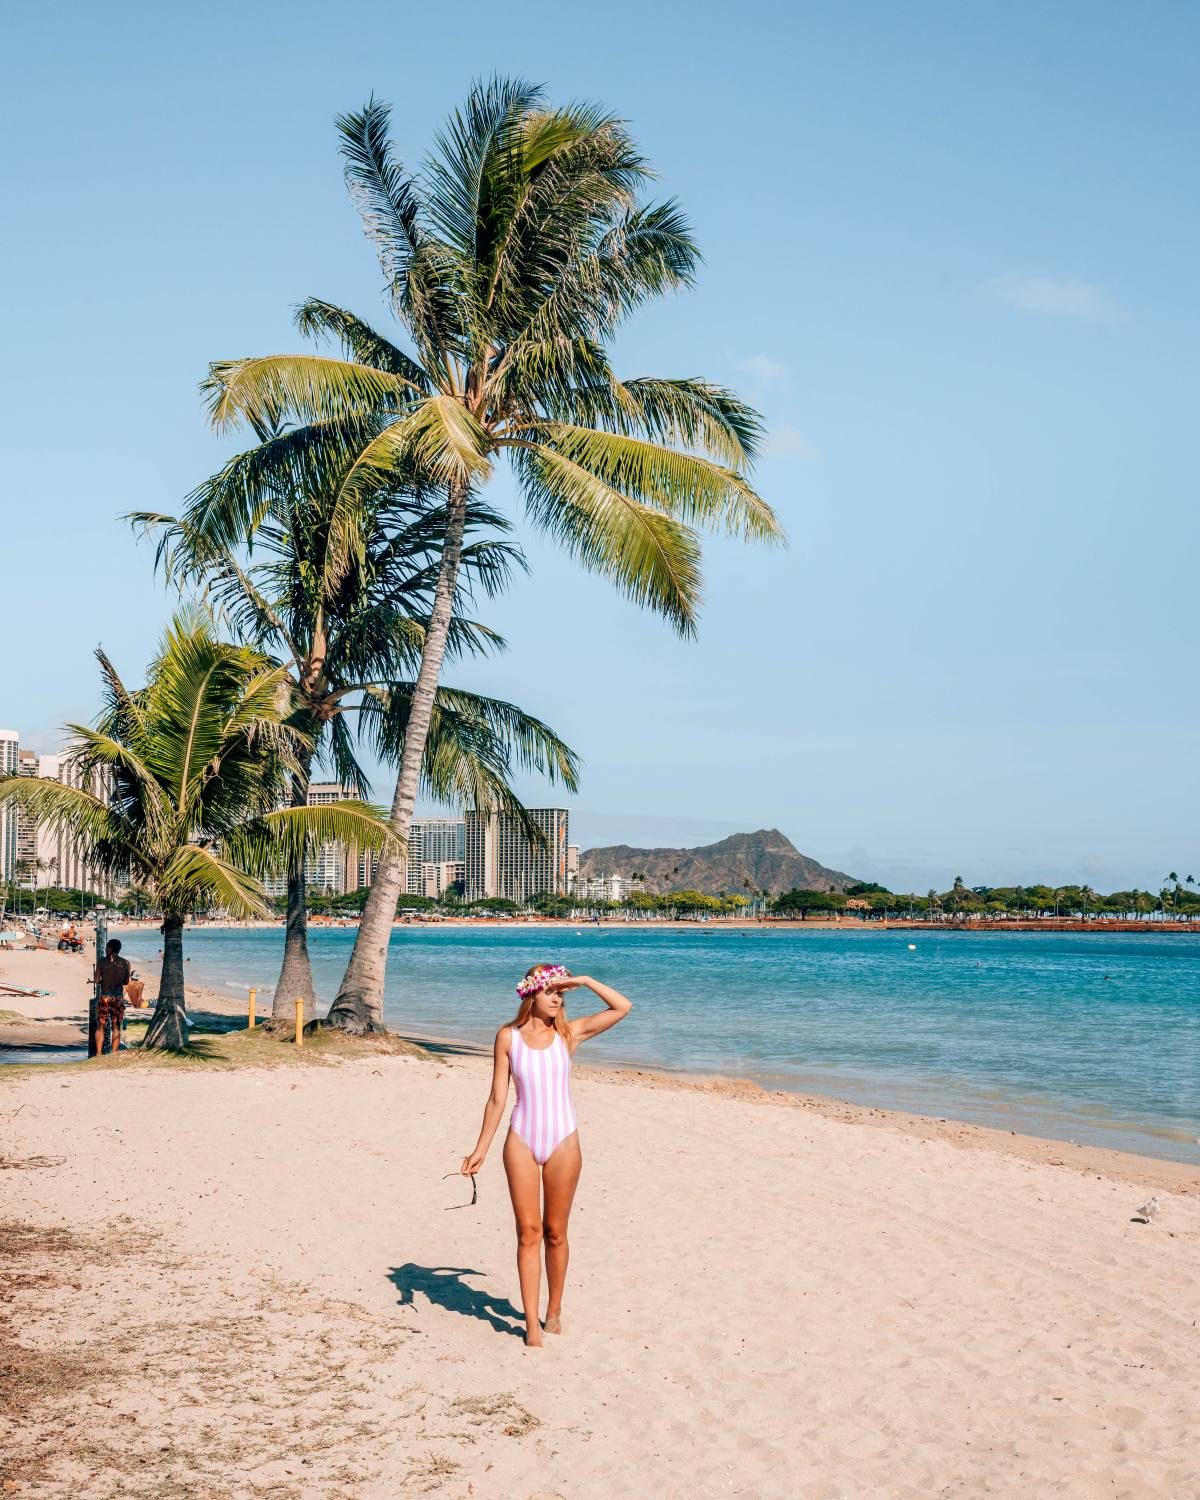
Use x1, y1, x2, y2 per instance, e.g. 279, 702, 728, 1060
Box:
2, 945, 1199, 1498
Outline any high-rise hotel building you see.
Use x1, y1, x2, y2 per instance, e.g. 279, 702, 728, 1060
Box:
0, 730, 19, 883
355, 817, 466, 897
405, 818, 464, 894
0, 737, 117, 896
464, 808, 569, 903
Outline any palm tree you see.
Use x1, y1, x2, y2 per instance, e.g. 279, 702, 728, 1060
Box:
0, 616, 394, 1049
196, 78, 782, 1027
135, 452, 576, 1027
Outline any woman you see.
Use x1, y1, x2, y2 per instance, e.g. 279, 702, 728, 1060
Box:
461, 965, 633, 1347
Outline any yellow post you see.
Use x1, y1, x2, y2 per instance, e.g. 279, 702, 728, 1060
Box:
247, 987, 257, 1029
294, 997, 304, 1048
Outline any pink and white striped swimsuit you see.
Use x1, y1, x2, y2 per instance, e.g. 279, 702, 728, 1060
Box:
508, 1027, 578, 1165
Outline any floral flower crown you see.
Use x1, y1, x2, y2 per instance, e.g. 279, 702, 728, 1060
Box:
516, 964, 570, 998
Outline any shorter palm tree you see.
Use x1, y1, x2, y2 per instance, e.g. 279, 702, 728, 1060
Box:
0, 616, 395, 1049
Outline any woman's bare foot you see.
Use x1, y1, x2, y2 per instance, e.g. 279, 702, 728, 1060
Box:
543, 1312, 563, 1335
524, 1326, 544, 1348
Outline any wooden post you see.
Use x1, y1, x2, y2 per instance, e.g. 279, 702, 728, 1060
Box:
294, 997, 304, 1048
247, 987, 257, 1029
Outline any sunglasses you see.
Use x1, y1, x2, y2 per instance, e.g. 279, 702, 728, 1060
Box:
441, 1170, 478, 1210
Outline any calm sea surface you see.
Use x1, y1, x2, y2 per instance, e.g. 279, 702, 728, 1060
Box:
116, 924, 1199, 1163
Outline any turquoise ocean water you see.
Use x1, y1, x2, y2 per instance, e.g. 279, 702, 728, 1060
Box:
115, 924, 1199, 1163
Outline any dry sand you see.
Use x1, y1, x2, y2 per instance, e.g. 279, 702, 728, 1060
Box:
2, 947, 1199, 1498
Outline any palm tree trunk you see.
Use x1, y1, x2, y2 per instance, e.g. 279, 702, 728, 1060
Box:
327, 484, 468, 1033
144, 914, 188, 1050
272, 748, 318, 1023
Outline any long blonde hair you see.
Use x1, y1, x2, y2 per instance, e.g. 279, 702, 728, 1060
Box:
510, 963, 575, 1050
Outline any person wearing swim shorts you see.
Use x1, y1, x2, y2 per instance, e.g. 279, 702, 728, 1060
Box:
93, 938, 131, 1056
461, 966, 633, 1347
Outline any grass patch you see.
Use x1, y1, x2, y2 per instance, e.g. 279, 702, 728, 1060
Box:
0, 1020, 430, 1079
0, 1009, 31, 1024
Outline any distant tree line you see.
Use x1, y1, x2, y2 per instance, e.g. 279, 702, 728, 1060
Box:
13, 873, 1196, 926
770, 874, 1200, 920
1, 883, 155, 918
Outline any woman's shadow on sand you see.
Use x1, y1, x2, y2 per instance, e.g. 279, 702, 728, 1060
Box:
387, 1265, 524, 1337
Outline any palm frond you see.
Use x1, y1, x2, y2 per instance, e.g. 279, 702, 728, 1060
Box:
204, 355, 419, 434
424, 686, 581, 787
526, 425, 781, 541
336, 98, 462, 368
93, 648, 149, 748
324, 710, 371, 799
157, 844, 270, 919
294, 298, 431, 389
328, 398, 490, 511
514, 445, 702, 634
424, 76, 545, 266
235, 800, 400, 873
65, 725, 174, 839
0, 776, 124, 857
180, 414, 388, 556
313, 397, 491, 587
493, 200, 699, 375
612, 378, 763, 467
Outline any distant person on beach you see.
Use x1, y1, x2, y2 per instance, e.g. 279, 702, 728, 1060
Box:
92, 938, 131, 1056
460, 966, 633, 1347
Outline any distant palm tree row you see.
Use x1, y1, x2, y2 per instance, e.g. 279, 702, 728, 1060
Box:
0, 78, 780, 1047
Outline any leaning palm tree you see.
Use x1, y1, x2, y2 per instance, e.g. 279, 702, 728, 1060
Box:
0, 616, 395, 1049
195, 77, 783, 1026
135, 450, 577, 1027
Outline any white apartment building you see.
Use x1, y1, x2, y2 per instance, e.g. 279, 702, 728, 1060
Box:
0, 730, 18, 884
574, 873, 624, 904
1, 740, 118, 897
464, 808, 569, 904
39, 753, 119, 896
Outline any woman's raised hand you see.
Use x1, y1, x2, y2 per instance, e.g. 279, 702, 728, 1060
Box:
461, 1149, 485, 1175
544, 972, 589, 993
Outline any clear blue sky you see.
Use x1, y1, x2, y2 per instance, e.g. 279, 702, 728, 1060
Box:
3, 1, 1197, 892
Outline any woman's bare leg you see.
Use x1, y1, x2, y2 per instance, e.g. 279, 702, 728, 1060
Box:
502, 1129, 545, 1346
541, 1131, 581, 1333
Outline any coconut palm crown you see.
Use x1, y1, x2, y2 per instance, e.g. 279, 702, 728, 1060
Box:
191, 77, 784, 1028
0, 615, 397, 1049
